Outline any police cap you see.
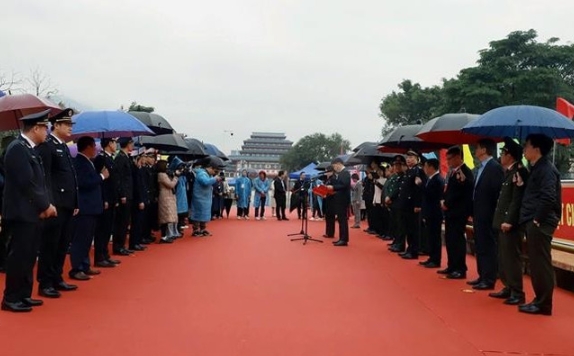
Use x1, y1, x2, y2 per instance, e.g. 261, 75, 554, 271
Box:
19, 109, 51, 126
501, 137, 523, 162
50, 108, 75, 124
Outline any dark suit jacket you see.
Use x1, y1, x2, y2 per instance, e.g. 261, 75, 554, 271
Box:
94, 151, 117, 206
36, 134, 78, 210
74, 153, 104, 216
473, 158, 504, 223
113, 150, 133, 201
330, 169, 351, 208
397, 165, 425, 211
443, 164, 474, 219
132, 165, 149, 206
422, 173, 445, 220
493, 163, 527, 230
2, 136, 50, 222
273, 177, 286, 197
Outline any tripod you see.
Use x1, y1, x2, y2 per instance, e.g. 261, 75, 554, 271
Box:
288, 192, 323, 245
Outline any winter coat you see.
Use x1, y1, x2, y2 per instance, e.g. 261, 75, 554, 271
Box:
157, 172, 178, 224
190, 168, 216, 222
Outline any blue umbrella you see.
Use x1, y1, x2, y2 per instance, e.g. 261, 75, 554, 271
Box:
71, 111, 154, 139
203, 143, 229, 161
462, 105, 574, 140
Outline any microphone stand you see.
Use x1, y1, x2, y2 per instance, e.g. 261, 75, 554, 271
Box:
288, 185, 323, 245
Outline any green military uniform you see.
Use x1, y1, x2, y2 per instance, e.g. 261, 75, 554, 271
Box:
492, 160, 527, 302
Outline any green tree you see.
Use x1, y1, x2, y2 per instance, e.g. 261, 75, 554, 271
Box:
441, 30, 574, 114
128, 101, 154, 113
379, 80, 444, 135
280, 133, 351, 171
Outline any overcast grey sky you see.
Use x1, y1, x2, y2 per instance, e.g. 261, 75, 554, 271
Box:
1, 0, 573, 154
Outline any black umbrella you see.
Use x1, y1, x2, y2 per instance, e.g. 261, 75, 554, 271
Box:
379, 124, 447, 153
352, 141, 379, 153
128, 111, 174, 135
168, 137, 208, 158
139, 134, 188, 151
350, 144, 395, 164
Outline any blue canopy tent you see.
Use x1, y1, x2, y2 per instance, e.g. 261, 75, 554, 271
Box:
289, 162, 320, 180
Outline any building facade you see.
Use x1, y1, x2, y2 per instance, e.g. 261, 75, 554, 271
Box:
228, 132, 293, 177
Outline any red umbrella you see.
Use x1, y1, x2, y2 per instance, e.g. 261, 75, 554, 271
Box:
0, 94, 63, 131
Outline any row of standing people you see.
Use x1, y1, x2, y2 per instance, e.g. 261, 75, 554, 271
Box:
359, 136, 560, 316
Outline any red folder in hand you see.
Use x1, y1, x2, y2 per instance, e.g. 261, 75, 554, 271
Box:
313, 185, 334, 198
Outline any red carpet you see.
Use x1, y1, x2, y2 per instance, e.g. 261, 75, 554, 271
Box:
1, 214, 574, 356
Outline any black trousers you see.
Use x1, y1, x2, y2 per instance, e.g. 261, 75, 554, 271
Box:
444, 216, 468, 273
425, 216, 443, 265
497, 228, 524, 298
0, 227, 11, 270
143, 203, 155, 239
275, 194, 286, 219
130, 206, 145, 248
473, 220, 498, 285
94, 207, 114, 262
237, 207, 248, 217
392, 208, 406, 248
296, 195, 307, 219
113, 201, 131, 251
69, 215, 97, 274
255, 196, 267, 218
371, 204, 384, 235
404, 209, 421, 256
3, 220, 42, 303
325, 205, 349, 242
364, 200, 374, 230
37, 208, 74, 289
524, 221, 556, 308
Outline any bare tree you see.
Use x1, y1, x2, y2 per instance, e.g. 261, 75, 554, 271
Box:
26, 67, 58, 97
0, 68, 23, 94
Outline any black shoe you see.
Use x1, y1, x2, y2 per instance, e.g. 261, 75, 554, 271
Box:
70, 272, 91, 281
489, 288, 511, 299
401, 253, 418, 260
389, 246, 405, 253
107, 258, 121, 264
322, 235, 334, 238
22, 298, 43, 307
381, 236, 393, 241
424, 262, 440, 268
1, 300, 32, 313
398, 252, 408, 257
55, 281, 78, 291
282, 218, 289, 221
159, 238, 174, 244
437, 268, 452, 275
39, 287, 61, 298
113, 249, 130, 256
504, 295, 526, 305
446, 271, 466, 279
518, 303, 552, 316
333, 240, 348, 247
124, 248, 135, 254
466, 278, 481, 286
419, 260, 432, 266
472, 282, 495, 291
95, 260, 116, 268
130, 245, 147, 251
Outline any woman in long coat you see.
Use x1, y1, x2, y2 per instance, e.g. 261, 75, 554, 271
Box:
170, 157, 189, 231
235, 170, 252, 219
190, 161, 219, 236
253, 171, 270, 220
157, 160, 180, 243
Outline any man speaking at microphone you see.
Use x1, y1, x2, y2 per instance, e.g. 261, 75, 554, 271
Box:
326, 157, 351, 247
